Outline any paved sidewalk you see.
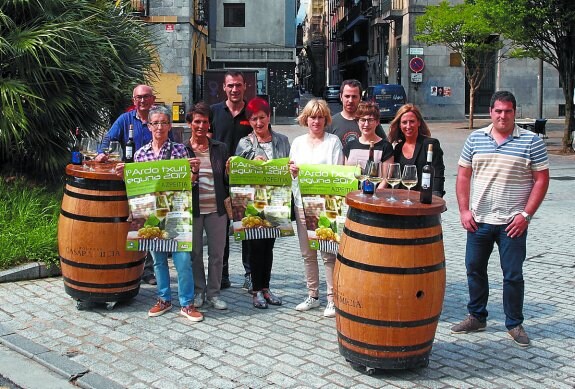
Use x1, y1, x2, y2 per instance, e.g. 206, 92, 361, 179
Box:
1, 122, 574, 388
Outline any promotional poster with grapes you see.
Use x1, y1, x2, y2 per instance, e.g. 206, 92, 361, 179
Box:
229, 156, 294, 240
123, 159, 193, 252
298, 164, 357, 254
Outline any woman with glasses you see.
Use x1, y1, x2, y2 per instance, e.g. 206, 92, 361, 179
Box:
343, 101, 394, 167
288, 98, 343, 318
235, 97, 291, 309
184, 102, 231, 312
115, 105, 204, 323
388, 104, 445, 197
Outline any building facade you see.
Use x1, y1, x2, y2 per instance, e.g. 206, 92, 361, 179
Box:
323, 0, 564, 120
207, 0, 298, 116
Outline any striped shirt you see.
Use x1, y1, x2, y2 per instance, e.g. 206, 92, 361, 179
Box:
458, 124, 548, 225
195, 149, 217, 214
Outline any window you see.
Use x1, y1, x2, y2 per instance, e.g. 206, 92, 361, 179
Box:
224, 3, 245, 27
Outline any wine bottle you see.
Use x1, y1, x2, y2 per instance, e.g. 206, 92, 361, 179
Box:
71, 127, 83, 165
420, 143, 434, 204
362, 141, 375, 195
124, 125, 135, 163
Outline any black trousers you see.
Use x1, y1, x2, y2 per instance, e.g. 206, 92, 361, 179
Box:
222, 220, 251, 278
247, 238, 275, 291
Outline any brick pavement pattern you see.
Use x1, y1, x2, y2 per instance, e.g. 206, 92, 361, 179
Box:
1, 121, 574, 388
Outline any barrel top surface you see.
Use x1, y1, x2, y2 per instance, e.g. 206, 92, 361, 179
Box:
346, 189, 446, 216
66, 162, 122, 181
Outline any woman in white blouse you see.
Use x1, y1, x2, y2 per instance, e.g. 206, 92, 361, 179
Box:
288, 98, 344, 318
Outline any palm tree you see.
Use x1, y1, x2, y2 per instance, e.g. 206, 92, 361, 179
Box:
0, 0, 159, 180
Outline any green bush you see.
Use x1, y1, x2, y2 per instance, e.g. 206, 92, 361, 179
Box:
0, 178, 62, 270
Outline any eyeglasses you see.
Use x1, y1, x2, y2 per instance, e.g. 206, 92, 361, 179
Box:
149, 122, 170, 127
133, 94, 154, 101
358, 118, 376, 124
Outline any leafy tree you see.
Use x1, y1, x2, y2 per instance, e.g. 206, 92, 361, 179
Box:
478, 0, 575, 153
0, 0, 159, 180
415, 0, 504, 130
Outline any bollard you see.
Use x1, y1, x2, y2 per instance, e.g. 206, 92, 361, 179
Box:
273, 107, 276, 125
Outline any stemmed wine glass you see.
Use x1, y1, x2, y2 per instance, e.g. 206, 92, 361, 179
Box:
401, 165, 418, 205
353, 160, 368, 197
366, 161, 383, 199
106, 141, 123, 171
386, 163, 401, 203
80, 138, 98, 171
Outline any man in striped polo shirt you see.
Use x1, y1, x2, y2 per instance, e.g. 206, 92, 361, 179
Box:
451, 91, 549, 347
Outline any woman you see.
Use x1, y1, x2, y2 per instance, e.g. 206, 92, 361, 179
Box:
115, 105, 203, 323
235, 97, 291, 309
388, 104, 445, 197
185, 102, 230, 311
344, 101, 394, 192
289, 98, 343, 318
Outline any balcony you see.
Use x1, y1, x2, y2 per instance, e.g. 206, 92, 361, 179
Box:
376, 0, 405, 21
338, 41, 368, 66
128, 0, 149, 18
194, 0, 208, 26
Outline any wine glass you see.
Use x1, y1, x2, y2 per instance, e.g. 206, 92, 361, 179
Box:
325, 197, 339, 228
106, 141, 123, 172
353, 160, 368, 197
386, 163, 401, 203
155, 195, 170, 226
401, 165, 418, 205
366, 161, 383, 199
80, 138, 98, 171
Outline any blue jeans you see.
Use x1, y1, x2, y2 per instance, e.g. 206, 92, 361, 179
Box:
151, 251, 194, 307
465, 223, 527, 329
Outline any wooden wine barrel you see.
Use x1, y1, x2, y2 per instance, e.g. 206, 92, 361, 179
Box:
57, 163, 145, 303
334, 189, 447, 370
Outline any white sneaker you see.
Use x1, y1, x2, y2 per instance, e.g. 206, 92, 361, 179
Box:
193, 293, 204, 308
207, 296, 228, 310
295, 296, 320, 311
323, 301, 336, 317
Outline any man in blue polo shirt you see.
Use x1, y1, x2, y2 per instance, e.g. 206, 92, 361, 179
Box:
96, 84, 159, 285
209, 71, 253, 292
452, 91, 549, 347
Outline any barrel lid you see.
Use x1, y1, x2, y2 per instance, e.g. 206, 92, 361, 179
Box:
346, 190, 446, 216
66, 163, 123, 181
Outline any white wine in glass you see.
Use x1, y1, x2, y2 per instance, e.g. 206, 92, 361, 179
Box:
401, 164, 418, 205
353, 160, 368, 197
386, 163, 401, 202
366, 161, 382, 199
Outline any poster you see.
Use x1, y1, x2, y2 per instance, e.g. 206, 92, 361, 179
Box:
124, 159, 193, 252
298, 164, 357, 254
229, 156, 294, 240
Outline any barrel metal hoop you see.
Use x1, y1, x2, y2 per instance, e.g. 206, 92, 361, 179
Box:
338, 331, 434, 352
336, 308, 441, 328
66, 175, 126, 191
59, 209, 128, 223
342, 227, 443, 246
64, 188, 127, 202
63, 276, 140, 289
348, 208, 441, 229
336, 253, 445, 274
60, 256, 144, 269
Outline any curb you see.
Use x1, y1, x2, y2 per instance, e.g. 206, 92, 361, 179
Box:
0, 324, 124, 389
0, 262, 61, 284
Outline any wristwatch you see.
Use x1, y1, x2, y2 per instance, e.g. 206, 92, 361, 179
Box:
520, 211, 532, 223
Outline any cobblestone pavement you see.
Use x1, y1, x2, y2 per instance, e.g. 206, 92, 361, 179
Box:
0, 121, 574, 388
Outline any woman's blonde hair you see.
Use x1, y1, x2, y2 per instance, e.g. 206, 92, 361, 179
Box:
297, 98, 332, 127
388, 103, 430, 143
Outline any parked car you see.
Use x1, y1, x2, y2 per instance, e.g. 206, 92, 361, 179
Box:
363, 84, 407, 122
323, 85, 341, 102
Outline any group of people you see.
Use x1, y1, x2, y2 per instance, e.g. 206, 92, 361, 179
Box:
104, 75, 549, 348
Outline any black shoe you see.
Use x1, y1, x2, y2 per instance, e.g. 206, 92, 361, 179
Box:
220, 276, 231, 290
262, 289, 282, 306
253, 291, 268, 309
142, 274, 157, 285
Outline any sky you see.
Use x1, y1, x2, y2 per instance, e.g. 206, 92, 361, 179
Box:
296, 0, 309, 25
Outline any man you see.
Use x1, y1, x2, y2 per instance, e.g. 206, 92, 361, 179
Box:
326, 79, 385, 148
209, 71, 253, 291
452, 91, 549, 347
96, 84, 159, 285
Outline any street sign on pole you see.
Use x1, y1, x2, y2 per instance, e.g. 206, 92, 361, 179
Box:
409, 57, 425, 73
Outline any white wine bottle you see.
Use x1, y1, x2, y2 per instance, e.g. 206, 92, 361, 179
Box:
124, 124, 135, 163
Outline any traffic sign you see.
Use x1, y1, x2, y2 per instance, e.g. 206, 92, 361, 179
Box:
409, 57, 425, 73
